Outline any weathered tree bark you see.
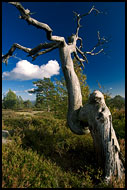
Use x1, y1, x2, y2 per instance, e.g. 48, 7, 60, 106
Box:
2, 2, 124, 183
78, 91, 124, 182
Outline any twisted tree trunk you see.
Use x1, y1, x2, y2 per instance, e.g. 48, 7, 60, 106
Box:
59, 43, 124, 182
2, 2, 124, 183
78, 91, 124, 182
59, 44, 85, 135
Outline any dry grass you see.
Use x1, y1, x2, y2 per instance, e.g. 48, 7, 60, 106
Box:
15, 110, 44, 116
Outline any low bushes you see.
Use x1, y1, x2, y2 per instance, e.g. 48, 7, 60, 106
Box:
2, 109, 125, 188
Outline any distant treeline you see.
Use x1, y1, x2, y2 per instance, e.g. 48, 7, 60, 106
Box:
2, 89, 33, 109
2, 87, 125, 112
106, 95, 125, 110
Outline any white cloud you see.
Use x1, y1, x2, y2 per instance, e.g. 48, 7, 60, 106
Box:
109, 87, 113, 90
13, 90, 18, 94
24, 88, 35, 93
2, 60, 60, 80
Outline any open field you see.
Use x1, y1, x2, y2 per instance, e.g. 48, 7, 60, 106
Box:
15, 110, 44, 116
2, 109, 44, 119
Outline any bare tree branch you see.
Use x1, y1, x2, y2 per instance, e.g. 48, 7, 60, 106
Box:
80, 5, 102, 18
73, 5, 102, 37
76, 47, 88, 63
2, 42, 60, 64
28, 42, 59, 56
73, 11, 81, 37
2, 43, 31, 65
97, 30, 101, 41
32, 42, 61, 61
78, 37, 83, 49
9, 2, 52, 32
85, 48, 104, 56
9, 2, 66, 43
73, 51, 85, 69
84, 31, 109, 56
73, 5, 102, 54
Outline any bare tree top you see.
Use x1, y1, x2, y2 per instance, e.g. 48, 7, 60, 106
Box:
2, 2, 109, 67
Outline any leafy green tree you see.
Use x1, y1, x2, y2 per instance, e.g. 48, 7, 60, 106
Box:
23, 100, 32, 108
96, 81, 125, 110
54, 77, 68, 117
96, 81, 112, 104
107, 95, 125, 110
54, 58, 90, 117
29, 78, 57, 111
28, 77, 67, 117
3, 89, 18, 109
73, 57, 90, 104
30, 59, 90, 118
17, 96, 24, 109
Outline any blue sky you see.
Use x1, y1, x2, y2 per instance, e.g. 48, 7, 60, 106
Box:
2, 2, 125, 100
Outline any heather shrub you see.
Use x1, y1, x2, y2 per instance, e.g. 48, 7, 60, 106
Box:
2, 110, 125, 188
112, 109, 125, 139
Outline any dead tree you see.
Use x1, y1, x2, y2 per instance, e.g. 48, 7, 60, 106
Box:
2, 2, 124, 183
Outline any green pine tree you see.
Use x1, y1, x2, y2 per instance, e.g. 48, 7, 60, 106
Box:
3, 89, 18, 109
73, 57, 90, 105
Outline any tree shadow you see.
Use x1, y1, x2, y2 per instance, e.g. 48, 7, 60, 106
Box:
21, 127, 99, 176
